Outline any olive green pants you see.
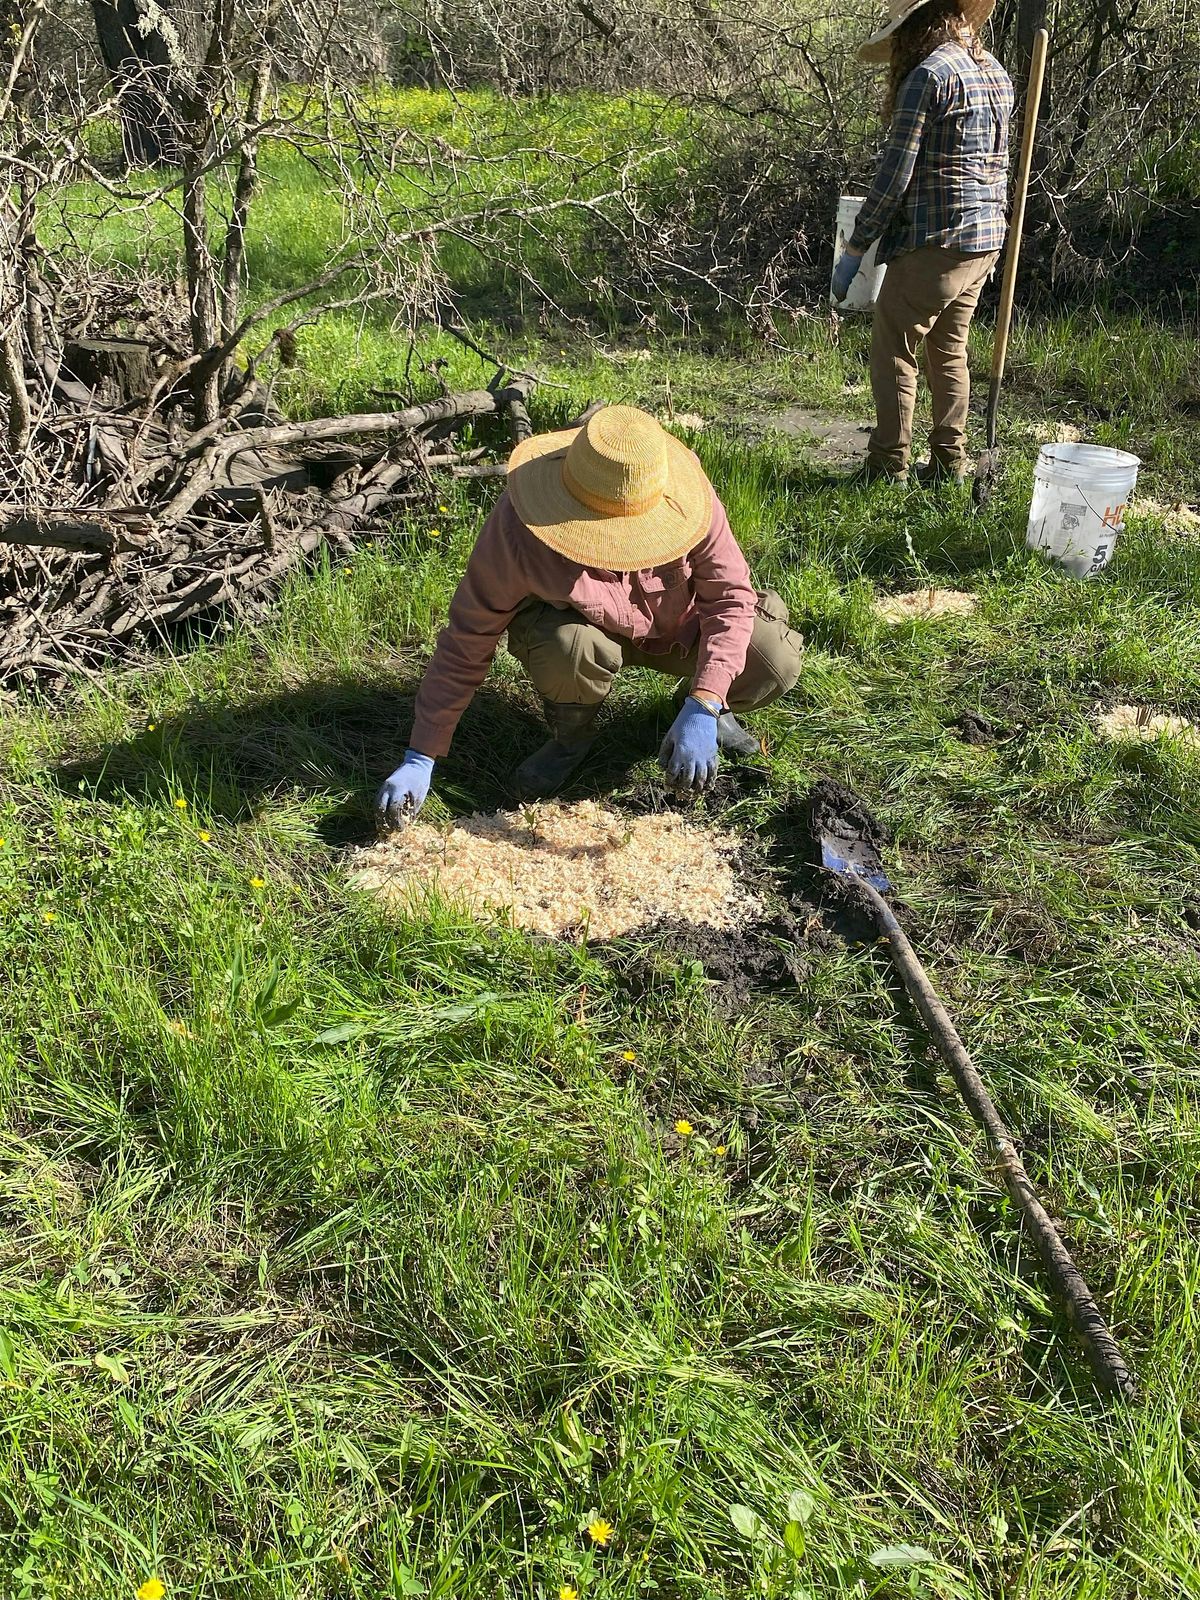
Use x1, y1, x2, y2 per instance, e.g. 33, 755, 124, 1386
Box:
506, 590, 804, 708
869, 243, 999, 474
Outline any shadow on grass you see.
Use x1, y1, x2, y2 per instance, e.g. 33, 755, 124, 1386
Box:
49, 666, 673, 843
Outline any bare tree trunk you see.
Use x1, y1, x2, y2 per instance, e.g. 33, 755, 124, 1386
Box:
220, 2, 280, 345
179, 0, 235, 425
1014, 0, 1052, 234
90, 0, 202, 167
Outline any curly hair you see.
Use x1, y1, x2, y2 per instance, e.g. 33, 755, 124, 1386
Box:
884, 0, 986, 120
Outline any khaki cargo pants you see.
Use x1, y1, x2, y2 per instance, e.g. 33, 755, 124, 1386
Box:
507, 591, 804, 709
869, 243, 1000, 475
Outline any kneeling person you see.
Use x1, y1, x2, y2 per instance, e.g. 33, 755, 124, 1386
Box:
377, 405, 803, 824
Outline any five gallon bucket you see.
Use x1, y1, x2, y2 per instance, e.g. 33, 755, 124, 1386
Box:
1026, 443, 1141, 579
830, 194, 886, 311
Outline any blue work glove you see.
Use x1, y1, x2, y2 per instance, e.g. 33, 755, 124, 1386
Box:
659, 696, 720, 791
376, 750, 435, 829
831, 250, 864, 305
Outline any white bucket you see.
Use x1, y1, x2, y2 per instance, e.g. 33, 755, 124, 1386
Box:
1025, 443, 1141, 579
830, 194, 886, 311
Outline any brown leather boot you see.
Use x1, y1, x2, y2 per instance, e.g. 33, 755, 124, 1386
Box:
513, 700, 604, 799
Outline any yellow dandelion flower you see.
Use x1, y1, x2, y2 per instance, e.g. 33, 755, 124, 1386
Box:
137, 1579, 166, 1600
674, 1119, 694, 1137
197, 830, 211, 843
249, 876, 266, 889
438, 504, 450, 514
621, 1049, 636, 1062
714, 1144, 727, 1156
559, 1587, 579, 1600
147, 723, 156, 732
586, 1517, 613, 1547
0, 837, 5, 847
41, 909, 57, 923
173, 797, 187, 811
428, 527, 442, 539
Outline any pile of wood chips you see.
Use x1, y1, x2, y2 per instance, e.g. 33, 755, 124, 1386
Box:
1097, 704, 1200, 749
349, 800, 758, 939
874, 587, 979, 624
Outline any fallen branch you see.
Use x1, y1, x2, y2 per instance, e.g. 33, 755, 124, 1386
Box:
0, 510, 155, 552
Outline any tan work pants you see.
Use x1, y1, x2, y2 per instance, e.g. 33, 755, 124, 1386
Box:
868, 244, 999, 474
507, 591, 804, 709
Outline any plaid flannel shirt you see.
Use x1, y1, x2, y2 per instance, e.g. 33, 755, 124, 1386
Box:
849, 43, 1014, 264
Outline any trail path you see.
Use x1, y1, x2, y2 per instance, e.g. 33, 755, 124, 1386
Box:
742, 404, 872, 465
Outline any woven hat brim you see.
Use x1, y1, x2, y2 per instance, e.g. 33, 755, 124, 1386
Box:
858, 0, 995, 61
506, 427, 713, 572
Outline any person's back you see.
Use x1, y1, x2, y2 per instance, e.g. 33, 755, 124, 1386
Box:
894, 41, 1014, 262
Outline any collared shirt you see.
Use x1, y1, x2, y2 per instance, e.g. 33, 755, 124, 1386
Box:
409, 489, 757, 757
849, 43, 1013, 264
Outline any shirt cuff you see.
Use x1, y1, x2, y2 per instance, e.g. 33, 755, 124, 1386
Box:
408, 717, 453, 759
691, 665, 734, 704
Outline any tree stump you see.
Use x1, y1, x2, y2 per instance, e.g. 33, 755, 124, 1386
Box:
62, 338, 155, 407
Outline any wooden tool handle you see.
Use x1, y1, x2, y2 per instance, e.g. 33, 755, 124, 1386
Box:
985, 27, 1049, 443
859, 878, 1137, 1400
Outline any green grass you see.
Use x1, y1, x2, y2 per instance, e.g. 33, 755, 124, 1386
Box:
5, 88, 1200, 1600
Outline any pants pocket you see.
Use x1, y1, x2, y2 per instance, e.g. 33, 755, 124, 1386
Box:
754, 589, 790, 624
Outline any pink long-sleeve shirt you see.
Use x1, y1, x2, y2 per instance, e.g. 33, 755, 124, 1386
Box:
409, 488, 756, 757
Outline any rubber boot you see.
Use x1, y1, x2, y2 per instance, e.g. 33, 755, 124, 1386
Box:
717, 711, 761, 757
513, 700, 603, 799
914, 458, 968, 488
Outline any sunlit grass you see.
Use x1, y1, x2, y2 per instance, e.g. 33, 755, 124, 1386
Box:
4, 86, 1200, 1600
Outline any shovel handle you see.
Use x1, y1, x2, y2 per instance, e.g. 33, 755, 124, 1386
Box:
986, 27, 1049, 443
858, 877, 1137, 1400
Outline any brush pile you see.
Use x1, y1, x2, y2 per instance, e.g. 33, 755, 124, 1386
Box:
1, 272, 546, 687
350, 801, 759, 939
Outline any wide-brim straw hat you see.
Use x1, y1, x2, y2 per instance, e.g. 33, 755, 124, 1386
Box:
507, 405, 712, 571
858, 0, 995, 62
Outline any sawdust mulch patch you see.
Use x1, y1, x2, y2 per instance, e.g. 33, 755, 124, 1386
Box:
1097, 704, 1200, 750
873, 587, 979, 624
350, 800, 760, 940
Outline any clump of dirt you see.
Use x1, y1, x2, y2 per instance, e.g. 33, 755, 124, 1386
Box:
873, 587, 978, 624
802, 778, 893, 918
806, 777, 891, 862
1097, 704, 1200, 750
631, 903, 828, 1008
955, 710, 999, 745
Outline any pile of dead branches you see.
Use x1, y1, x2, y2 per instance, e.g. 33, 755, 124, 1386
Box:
0, 281, 541, 686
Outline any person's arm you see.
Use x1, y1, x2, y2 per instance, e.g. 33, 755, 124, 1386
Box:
408, 500, 533, 758
848, 65, 936, 253
687, 492, 757, 707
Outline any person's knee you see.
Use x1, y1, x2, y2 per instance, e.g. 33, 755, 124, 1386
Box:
728, 593, 804, 709
508, 605, 621, 704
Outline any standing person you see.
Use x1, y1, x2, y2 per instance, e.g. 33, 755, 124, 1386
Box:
832, 0, 1013, 484
375, 405, 805, 825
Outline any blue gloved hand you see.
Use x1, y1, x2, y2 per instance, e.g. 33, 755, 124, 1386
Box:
831, 250, 864, 305
659, 696, 720, 791
376, 750, 435, 829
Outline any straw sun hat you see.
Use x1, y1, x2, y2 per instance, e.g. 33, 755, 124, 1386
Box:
506, 405, 712, 572
858, 0, 995, 62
